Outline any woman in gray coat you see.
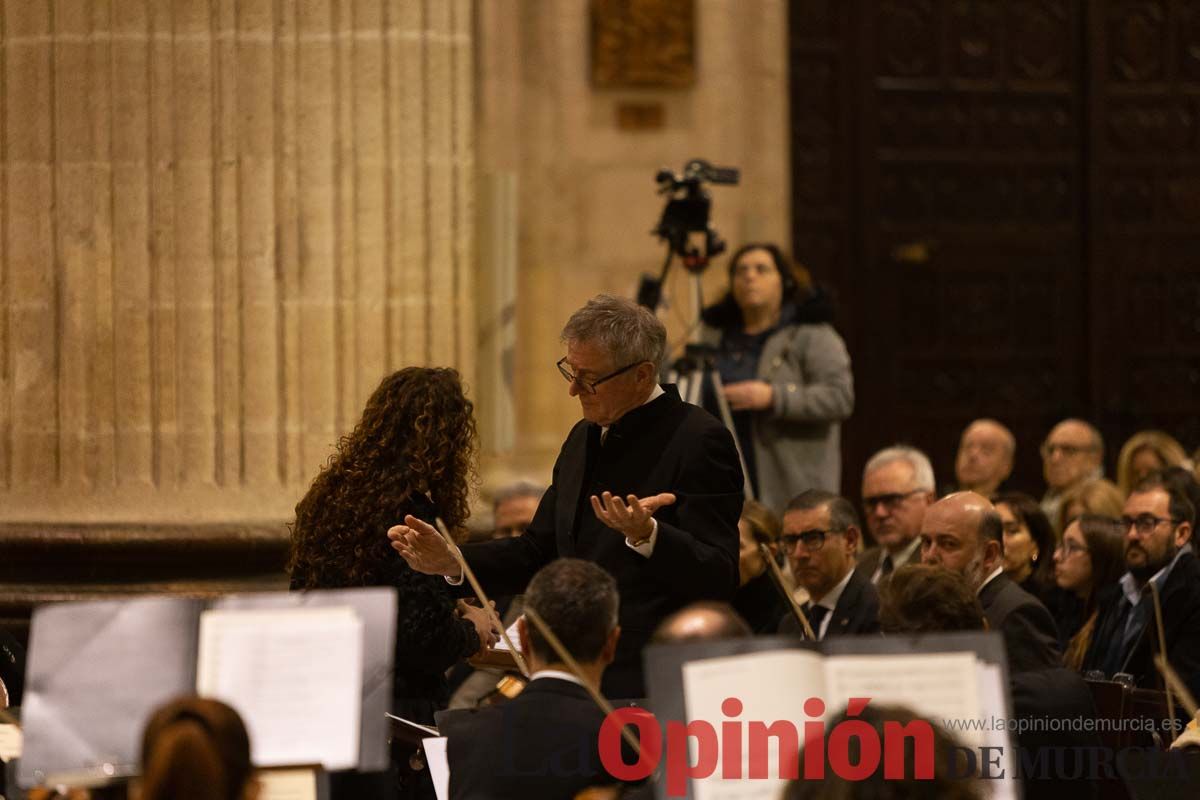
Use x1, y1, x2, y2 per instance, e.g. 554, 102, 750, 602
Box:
700, 243, 854, 513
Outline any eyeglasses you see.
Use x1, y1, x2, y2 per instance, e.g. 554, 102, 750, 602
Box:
1055, 540, 1088, 558
1040, 442, 1094, 459
556, 357, 643, 395
1119, 514, 1178, 536
781, 528, 845, 552
862, 489, 926, 511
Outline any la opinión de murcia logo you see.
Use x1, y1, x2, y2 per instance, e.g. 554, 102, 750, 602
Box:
599, 696, 937, 796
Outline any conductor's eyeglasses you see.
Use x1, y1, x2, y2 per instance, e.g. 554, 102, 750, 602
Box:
556, 357, 642, 394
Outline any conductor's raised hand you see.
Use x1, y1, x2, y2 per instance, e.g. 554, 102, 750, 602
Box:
590, 491, 676, 543
387, 515, 462, 577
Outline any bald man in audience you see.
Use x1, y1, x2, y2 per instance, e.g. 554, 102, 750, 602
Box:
920, 491, 1060, 672
1040, 418, 1104, 530
855, 446, 937, 585
651, 601, 753, 643
953, 418, 1015, 497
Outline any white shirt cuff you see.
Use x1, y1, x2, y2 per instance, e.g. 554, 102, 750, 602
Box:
625, 518, 658, 558
444, 570, 465, 586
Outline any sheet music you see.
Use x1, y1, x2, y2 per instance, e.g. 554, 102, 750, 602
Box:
424, 736, 450, 800
0, 723, 21, 761
256, 767, 320, 800
683, 650, 826, 800
492, 617, 523, 652
976, 662, 1018, 800
823, 652, 982, 747
197, 606, 363, 771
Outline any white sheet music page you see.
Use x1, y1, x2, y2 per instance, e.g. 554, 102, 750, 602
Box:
683, 650, 826, 800
822, 652, 982, 748
196, 606, 363, 770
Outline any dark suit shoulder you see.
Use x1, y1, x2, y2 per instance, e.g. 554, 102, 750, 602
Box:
829, 569, 881, 637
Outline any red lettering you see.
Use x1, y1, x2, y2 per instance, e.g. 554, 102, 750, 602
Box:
748, 720, 799, 779
802, 697, 826, 779
599, 707, 661, 782
665, 719, 719, 796
720, 697, 742, 779
883, 719, 935, 779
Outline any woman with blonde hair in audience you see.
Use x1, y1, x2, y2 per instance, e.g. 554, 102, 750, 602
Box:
732, 499, 787, 633
1056, 477, 1125, 534
139, 695, 258, 800
1116, 430, 1189, 496
1053, 514, 1126, 670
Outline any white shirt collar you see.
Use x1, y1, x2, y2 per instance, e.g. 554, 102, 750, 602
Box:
814, 565, 855, 610
601, 384, 664, 436
977, 566, 1004, 596
528, 669, 586, 688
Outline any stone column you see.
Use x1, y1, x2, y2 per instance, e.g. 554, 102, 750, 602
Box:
0, 0, 476, 523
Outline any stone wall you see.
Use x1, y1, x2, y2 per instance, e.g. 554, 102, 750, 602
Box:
0, 0, 476, 524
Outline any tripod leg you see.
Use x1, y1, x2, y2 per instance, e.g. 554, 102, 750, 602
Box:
706, 370, 756, 502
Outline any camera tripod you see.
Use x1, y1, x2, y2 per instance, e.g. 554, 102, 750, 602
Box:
666, 339, 756, 503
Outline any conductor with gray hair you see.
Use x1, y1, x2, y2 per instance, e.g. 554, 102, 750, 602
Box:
390, 294, 745, 698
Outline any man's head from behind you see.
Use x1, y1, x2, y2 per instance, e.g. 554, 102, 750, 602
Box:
1122, 473, 1195, 584
919, 492, 1003, 592
559, 295, 666, 427
879, 564, 987, 634
518, 559, 620, 670
651, 602, 752, 644
955, 419, 1015, 495
491, 480, 544, 539
1041, 418, 1103, 492
861, 446, 936, 554
782, 490, 861, 603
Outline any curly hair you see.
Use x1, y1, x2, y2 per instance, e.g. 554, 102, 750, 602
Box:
288, 367, 479, 588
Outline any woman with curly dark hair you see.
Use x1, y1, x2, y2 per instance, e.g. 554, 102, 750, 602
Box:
289, 367, 494, 797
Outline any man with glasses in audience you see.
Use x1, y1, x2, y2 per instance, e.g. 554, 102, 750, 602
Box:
778, 489, 879, 639
920, 491, 1061, 672
854, 446, 937, 585
390, 295, 744, 699
1039, 418, 1104, 531
1084, 474, 1200, 699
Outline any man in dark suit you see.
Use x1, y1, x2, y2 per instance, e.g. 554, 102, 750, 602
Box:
777, 490, 879, 639
920, 491, 1061, 672
1084, 474, 1200, 701
391, 295, 744, 698
440, 558, 625, 799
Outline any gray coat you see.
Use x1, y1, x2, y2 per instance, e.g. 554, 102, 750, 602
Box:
701, 321, 854, 514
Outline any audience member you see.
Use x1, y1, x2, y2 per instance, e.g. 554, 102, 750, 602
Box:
139, 696, 258, 800
953, 418, 1015, 496
442, 559, 622, 800
920, 492, 1060, 671
1056, 477, 1124, 534
855, 446, 936, 585
0, 627, 25, 708
699, 242, 854, 508
777, 490, 879, 640
732, 499, 788, 634
1116, 430, 1189, 497
1040, 419, 1104, 531
993, 492, 1056, 601
1084, 474, 1200, 699
651, 601, 753, 643
1054, 514, 1126, 670
490, 480, 544, 540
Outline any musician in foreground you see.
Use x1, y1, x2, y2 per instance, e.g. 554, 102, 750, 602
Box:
391, 295, 745, 698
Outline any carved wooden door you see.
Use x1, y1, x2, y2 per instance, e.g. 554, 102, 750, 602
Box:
1089, 1, 1200, 461
792, 0, 1089, 499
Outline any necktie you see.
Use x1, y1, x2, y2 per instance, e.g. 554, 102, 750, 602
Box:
806, 604, 829, 639
880, 554, 894, 578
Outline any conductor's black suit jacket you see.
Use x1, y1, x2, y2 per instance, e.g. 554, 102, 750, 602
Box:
460, 386, 744, 698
